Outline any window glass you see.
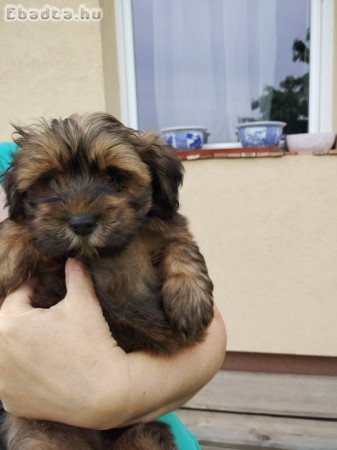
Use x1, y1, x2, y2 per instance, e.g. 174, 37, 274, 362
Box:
132, 0, 310, 143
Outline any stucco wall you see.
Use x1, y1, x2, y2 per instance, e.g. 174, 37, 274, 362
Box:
99, 0, 121, 118
1, 1, 337, 357
180, 156, 337, 357
0, 0, 106, 140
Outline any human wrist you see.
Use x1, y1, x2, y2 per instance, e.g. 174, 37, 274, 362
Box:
84, 345, 131, 430
93, 350, 168, 429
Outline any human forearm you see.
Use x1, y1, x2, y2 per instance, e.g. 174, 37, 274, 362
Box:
93, 307, 226, 429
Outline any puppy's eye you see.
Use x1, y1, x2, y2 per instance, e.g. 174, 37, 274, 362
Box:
28, 171, 57, 196
104, 168, 127, 191
38, 171, 55, 184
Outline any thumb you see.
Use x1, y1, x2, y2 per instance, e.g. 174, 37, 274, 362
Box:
64, 258, 98, 306
0, 278, 37, 315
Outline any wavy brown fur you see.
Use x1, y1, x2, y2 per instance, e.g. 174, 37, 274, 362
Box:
0, 113, 213, 449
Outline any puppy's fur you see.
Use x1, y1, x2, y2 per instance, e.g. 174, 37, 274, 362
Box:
0, 113, 214, 449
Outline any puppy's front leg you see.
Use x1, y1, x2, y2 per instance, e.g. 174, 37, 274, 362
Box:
0, 219, 39, 303
1, 415, 104, 450
159, 238, 214, 338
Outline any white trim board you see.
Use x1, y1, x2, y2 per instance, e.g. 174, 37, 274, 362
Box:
114, 0, 138, 129
309, 0, 334, 132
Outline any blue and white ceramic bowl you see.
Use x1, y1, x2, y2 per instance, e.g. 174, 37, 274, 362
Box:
236, 121, 286, 147
161, 127, 207, 150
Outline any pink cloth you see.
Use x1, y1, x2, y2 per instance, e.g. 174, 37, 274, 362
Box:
0, 186, 8, 222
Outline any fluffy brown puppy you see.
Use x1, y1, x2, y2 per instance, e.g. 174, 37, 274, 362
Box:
0, 113, 214, 449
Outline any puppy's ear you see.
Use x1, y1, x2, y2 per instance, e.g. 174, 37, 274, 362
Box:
1, 167, 25, 221
1, 124, 31, 221
135, 131, 184, 219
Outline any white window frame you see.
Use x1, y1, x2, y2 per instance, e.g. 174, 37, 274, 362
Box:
114, 0, 138, 129
115, 0, 334, 134
309, 0, 334, 132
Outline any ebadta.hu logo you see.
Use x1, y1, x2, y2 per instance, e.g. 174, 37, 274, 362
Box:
4, 4, 103, 22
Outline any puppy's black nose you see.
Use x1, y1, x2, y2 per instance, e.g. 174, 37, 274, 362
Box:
68, 214, 97, 236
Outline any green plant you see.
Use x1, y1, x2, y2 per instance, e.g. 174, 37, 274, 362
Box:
241, 29, 310, 134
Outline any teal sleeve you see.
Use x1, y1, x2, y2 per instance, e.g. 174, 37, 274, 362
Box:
0, 142, 18, 176
158, 412, 200, 450
0, 142, 200, 449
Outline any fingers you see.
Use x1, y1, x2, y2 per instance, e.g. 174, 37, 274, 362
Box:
1, 259, 100, 315
64, 258, 98, 306
0, 278, 37, 314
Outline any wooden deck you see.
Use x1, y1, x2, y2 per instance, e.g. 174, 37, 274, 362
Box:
176, 370, 337, 449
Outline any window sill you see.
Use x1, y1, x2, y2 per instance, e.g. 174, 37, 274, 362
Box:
176, 147, 337, 161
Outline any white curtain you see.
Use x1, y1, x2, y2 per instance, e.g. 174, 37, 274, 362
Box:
135, 0, 277, 142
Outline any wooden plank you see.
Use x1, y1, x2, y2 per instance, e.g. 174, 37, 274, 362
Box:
222, 352, 337, 376
201, 447, 246, 450
177, 409, 337, 450
184, 370, 337, 419
201, 447, 241, 450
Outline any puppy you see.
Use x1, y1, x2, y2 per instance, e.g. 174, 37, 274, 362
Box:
0, 113, 214, 449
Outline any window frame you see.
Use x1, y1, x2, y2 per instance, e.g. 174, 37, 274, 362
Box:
114, 0, 334, 136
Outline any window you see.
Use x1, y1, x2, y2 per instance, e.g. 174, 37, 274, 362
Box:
115, 0, 334, 144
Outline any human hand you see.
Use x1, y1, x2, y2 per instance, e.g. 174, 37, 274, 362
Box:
0, 259, 130, 429
0, 258, 226, 431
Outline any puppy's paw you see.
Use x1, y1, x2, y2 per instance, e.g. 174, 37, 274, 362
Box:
162, 275, 214, 337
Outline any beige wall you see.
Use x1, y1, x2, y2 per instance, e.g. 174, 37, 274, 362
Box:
180, 156, 337, 357
0, 0, 108, 140
99, 0, 121, 118
1, 2, 336, 357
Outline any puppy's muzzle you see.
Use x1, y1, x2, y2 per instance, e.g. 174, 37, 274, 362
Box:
68, 214, 97, 236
